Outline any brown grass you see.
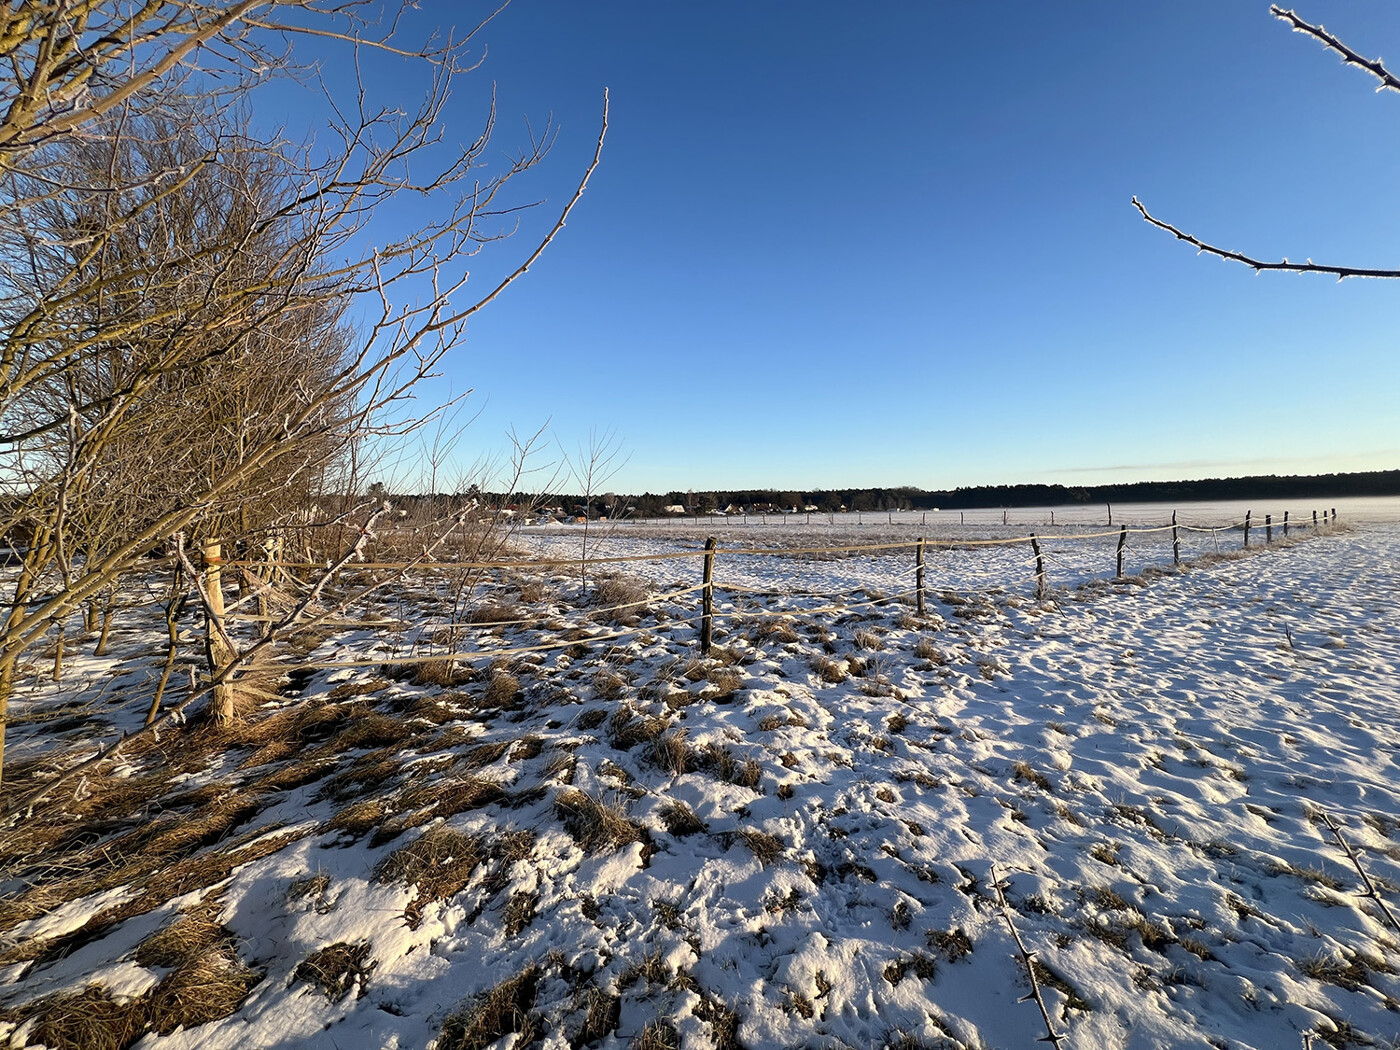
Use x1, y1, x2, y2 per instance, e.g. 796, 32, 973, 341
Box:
483, 670, 522, 708
608, 705, 668, 750
133, 897, 228, 968
646, 729, 695, 776
1, 985, 147, 1050
699, 744, 762, 789
631, 1019, 681, 1050
502, 890, 538, 938
374, 828, 485, 929
707, 666, 744, 696
438, 965, 541, 1050
738, 828, 784, 866
594, 667, 629, 700
811, 656, 847, 684
572, 985, 621, 1045
592, 575, 650, 623
293, 941, 376, 1000
660, 800, 708, 837
554, 789, 648, 852
461, 603, 522, 626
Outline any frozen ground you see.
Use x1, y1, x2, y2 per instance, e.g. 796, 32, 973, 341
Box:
1, 518, 1398, 1049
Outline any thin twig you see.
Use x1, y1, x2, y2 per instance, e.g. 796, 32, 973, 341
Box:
1271, 6, 1400, 93
990, 862, 1067, 1049
1320, 809, 1400, 934
1132, 197, 1400, 280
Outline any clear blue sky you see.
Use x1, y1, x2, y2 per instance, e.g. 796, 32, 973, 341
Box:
292, 2, 1400, 493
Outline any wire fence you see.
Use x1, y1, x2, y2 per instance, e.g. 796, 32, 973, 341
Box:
207, 507, 1342, 675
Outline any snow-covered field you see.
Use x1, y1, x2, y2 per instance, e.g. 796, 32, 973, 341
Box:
2, 513, 1399, 1049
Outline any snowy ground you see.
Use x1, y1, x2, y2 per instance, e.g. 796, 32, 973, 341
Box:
1, 517, 1399, 1049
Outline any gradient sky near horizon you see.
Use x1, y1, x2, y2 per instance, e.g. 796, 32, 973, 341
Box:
292, 2, 1400, 493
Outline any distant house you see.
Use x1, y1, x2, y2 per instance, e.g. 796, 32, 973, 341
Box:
663, 504, 687, 515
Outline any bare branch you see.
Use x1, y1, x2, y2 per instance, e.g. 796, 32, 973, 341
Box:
1131, 196, 1400, 280
1271, 6, 1400, 93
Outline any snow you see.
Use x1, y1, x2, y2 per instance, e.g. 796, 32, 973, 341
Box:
3, 506, 1400, 1049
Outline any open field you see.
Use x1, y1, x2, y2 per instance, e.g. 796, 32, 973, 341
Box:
1, 513, 1399, 1049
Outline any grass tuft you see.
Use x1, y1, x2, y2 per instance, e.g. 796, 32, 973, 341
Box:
292, 941, 376, 1000
555, 789, 648, 852
438, 965, 541, 1050
374, 827, 484, 929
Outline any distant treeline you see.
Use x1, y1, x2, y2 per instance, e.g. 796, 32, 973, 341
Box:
385, 469, 1399, 518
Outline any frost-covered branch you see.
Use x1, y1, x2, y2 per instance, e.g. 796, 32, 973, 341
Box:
1132, 197, 1400, 280
1271, 6, 1400, 93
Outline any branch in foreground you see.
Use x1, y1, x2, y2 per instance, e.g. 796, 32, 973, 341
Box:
1271, 6, 1400, 93
1131, 197, 1400, 280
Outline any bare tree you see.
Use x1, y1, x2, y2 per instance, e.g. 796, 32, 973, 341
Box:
0, 2, 608, 788
560, 428, 629, 594
1135, 6, 1400, 279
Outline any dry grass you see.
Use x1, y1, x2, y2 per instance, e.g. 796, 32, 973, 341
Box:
374, 827, 484, 928
750, 618, 800, 644
1, 985, 147, 1050
594, 668, 629, 701
698, 744, 762, 789
438, 965, 541, 1050
632, 1019, 681, 1050
738, 828, 784, 866
293, 941, 376, 1000
707, 666, 744, 696
608, 705, 668, 750
1013, 760, 1052, 792
572, 985, 621, 1045
7, 907, 263, 1047
592, 575, 650, 623
133, 897, 228, 968
660, 800, 708, 837
646, 729, 695, 776
460, 603, 522, 626
811, 656, 847, 684
411, 658, 474, 687
555, 789, 648, 852
853, 628, 885, 651
912, 637, 945, 664
483, 670, 522, 708
502, 890, 538, 938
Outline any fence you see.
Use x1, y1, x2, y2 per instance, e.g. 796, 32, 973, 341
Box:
3, 505, 1344, 815
210, 507, 1342, 677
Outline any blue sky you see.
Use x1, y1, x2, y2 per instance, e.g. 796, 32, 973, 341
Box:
289, 2, 1400, 492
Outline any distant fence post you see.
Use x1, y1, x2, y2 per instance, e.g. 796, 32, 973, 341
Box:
1265, 514, 1272, 544
1332, 507, 1337, 523
1031, 533, 1045, 600
1172, 511, 1180, 566
1283, 511, 1289, 539
1115, 525, 1127, 578
915, 537, 927, 615
1313, 510, 1319, 529
1243, 510, 1252, 548
700, 536, 717, 654
202, 538, 236, 724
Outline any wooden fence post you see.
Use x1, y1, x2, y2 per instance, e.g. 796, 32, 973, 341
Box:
1031, 533, 1045, 600
1265, 514, 1272, 544
1107, 503, 1112, 526
1243, 510, 1252, 548
1283, 511, 1289, 538
1313, 510, 1319, 529
915, 537, 927, 615
202, 538, 237, 724
1332, 507, 1337, 523
1116, 525, 1127, 578
1172, 511, 1180, 566
700, 536, 717, 654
